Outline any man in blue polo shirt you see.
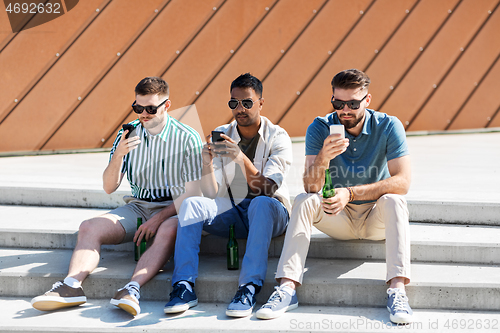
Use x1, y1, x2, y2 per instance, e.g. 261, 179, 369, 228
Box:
257, 69, 412, 324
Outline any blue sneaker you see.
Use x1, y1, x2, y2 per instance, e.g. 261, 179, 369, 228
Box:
256, 285, 298, 319
226, 283, 259, 317
164, 282, 198, 314
387, 288, 413, 324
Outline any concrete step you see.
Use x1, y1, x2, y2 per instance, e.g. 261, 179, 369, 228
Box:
2, 186, 499, 225
3, 297, 500, 333
2, 205, 500, 264
1, 248, 499, 310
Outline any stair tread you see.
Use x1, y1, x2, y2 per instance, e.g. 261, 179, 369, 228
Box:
3, 297, 500, 333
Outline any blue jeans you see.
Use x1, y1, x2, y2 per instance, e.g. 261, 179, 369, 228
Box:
172, 196, 289, 287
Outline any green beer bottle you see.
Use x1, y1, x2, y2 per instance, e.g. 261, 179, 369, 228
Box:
135, 217, 147, 261
322, 169, 336, 215
227, 224, 239, 270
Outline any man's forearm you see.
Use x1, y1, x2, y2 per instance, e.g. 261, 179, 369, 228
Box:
240, 156, 277, 196
103, 154, 124, 194
349, 175, 410, 202
201, 163, 218, 198
303, 154, 329, 193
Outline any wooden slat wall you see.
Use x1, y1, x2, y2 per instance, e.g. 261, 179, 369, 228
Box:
0, 0, 499, 153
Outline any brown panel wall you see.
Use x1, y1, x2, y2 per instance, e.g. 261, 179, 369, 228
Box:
366, 0, 461, 111
44, 0, 223, 150
192, 0, 326, 136
263, 0, 371, 124
0, 0, 165, 152
279, 0, 416, 137
409, 5, 500, 131
448, 56, 500, 129
0, 0, 105, 123
386, 0, 498, 131
1, 0, 499, 153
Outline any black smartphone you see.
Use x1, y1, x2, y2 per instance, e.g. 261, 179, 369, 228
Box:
211, 130, 225, 142
122, 124, 135, 139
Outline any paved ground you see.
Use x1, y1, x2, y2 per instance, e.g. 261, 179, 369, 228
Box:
1, 132, 499, 203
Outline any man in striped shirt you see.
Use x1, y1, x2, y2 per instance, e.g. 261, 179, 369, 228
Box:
31, 77, 203, 317
164, 73, 292, 318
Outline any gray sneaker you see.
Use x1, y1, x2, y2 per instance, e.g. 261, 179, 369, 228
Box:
110, 286, 141, 316
31, 281, 87, 311
387, 288, 413, 324
256, 285, 298, 320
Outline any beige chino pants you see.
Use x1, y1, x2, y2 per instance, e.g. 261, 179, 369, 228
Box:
276, 193, 410, 285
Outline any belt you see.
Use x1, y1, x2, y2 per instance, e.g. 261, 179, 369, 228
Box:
142, 195, 173, 202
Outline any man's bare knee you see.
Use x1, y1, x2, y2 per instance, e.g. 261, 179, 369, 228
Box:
77, 216, 125, 245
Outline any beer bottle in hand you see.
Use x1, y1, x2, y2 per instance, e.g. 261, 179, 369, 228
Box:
322, 169, 336, 214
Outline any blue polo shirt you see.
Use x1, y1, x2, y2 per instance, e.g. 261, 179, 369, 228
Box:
305, 109, 409, 204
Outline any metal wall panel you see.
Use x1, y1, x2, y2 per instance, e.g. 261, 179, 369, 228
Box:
263, 0, 370, 124
409, 5, 500, 131
0, 0, 104, 123
1, 0, 499, 153
279, 0, 416, 137
383, 0, 498, 131
190, 0, 327, 136
43, 0, 222, 150
0, 0, 164, 152
366, 0, 460, 111
448, 56, 500, 129
163, 0, 276, 112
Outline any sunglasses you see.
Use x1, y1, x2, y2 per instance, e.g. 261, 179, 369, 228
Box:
331, 94, 367, 110
132, 99, 168, 114
228, 98, 260, 110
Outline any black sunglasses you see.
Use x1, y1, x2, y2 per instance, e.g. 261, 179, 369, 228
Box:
132, 99, 168, 114
228, 98, 260, 110
331, 94, 367, 110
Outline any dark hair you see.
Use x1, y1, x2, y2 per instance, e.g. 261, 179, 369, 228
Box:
135, 77, 169, 97
331, 69, 370, 93
230, 73, 263, 97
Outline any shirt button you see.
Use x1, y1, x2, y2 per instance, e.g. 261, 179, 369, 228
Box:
353, 139, 356, 142
354, 148, 357, 152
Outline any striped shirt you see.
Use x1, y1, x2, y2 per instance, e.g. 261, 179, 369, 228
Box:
109, 116, 203, 200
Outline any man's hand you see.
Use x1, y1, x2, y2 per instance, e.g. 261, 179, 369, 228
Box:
321, 187, 350, 215
114, 130, 141, 158
316, 134, 349, 167
210, 134, 244, 163
133, 214, 163, 246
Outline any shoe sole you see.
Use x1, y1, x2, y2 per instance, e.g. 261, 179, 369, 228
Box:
110, 298, 140, 316
226, 305, 256, 318
256, 302, 299, 320
31, 296, 87, 311
387, 307, 413, 324
164, 299, 198, 314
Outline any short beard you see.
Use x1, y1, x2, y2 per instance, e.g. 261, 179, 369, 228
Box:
340, 113, 364, 129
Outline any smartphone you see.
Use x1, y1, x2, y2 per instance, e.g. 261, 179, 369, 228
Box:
330, 124, 345, 139
211, 130, 225, 142
122, 124, 135, 139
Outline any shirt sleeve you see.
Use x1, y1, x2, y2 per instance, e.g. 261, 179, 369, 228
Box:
262, 129, 293, 188
182, 132, 203, 183
305, 117, 329, 156
386, 116, 410, 161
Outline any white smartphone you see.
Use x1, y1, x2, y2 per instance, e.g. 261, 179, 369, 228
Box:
330, 124, 345, 139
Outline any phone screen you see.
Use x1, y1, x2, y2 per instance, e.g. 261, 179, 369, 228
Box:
330, 124, 345, 139
122, 124, 135, 139
211, 131, 224, 142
